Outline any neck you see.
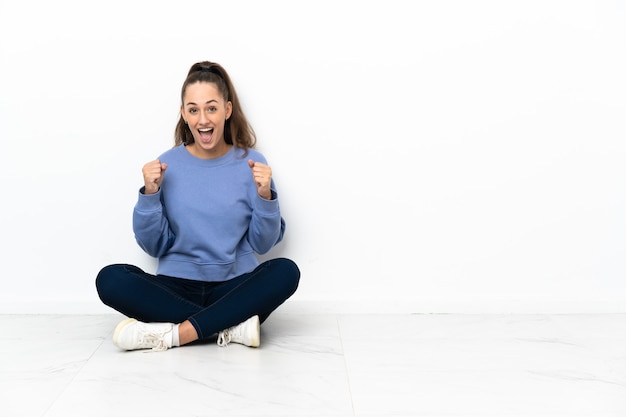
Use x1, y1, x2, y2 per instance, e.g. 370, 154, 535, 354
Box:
187, 142, 232, 160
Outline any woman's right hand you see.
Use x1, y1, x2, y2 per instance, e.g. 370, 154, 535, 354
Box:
142, 159, 168, 194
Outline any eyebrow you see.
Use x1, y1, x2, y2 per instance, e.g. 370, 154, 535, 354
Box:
185, 100, 219, 106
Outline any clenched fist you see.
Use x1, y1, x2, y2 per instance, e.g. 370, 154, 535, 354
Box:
248, 159, 272, 200
142, 159, 168, 195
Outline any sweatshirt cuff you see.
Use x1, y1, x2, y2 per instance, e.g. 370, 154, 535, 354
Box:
135, 187, 162, 212
256, 189, 279, 213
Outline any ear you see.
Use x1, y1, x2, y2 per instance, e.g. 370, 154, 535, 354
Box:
180, 106, 186, 124
226, 101, 233, 120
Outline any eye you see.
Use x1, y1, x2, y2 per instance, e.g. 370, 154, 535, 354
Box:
188, 108, 198, 114
208, 106, 218, 112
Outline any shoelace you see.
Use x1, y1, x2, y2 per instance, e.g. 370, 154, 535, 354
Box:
217, 329, 232, 347
140, 330, 170, 352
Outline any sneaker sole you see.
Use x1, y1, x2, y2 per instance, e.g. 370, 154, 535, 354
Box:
112, 318, 137, 349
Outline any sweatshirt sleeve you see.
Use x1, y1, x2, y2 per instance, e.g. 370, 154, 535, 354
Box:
132, 187, 176, 258
247, 187, 285, 255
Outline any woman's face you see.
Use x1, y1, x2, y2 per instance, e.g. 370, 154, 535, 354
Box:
180, 81, 233, 159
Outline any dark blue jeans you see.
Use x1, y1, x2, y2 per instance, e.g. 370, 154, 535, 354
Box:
96, 258, 300, 340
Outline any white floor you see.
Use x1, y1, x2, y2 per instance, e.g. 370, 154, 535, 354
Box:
2, 312, 626, 417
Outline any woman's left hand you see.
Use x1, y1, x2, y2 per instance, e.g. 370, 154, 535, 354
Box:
248, 159, 273, 200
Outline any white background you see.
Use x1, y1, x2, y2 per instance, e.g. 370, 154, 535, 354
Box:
1, 0, 625, 314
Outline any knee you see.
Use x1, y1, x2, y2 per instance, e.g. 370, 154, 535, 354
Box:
95, 264, 131, 303
275, 258, 300, 295
95, 265, 114, 302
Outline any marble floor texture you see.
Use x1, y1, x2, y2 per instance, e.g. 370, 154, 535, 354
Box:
2, 311, 626, 417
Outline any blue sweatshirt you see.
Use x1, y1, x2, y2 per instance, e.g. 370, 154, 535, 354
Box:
133, 144, 285, 282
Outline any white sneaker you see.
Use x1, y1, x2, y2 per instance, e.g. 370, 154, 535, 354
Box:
113, 318, 174, 352
217, 315, 260, 347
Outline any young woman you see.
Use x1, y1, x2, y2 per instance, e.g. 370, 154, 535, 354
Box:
96, 61, 300, 352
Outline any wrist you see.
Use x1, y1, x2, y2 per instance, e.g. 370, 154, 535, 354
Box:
143, 186, 159, 195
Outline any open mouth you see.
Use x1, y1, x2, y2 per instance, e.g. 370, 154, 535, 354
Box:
198, 128, 214, 142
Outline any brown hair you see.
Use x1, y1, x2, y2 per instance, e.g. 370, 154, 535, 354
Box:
174, 61, 256, 152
